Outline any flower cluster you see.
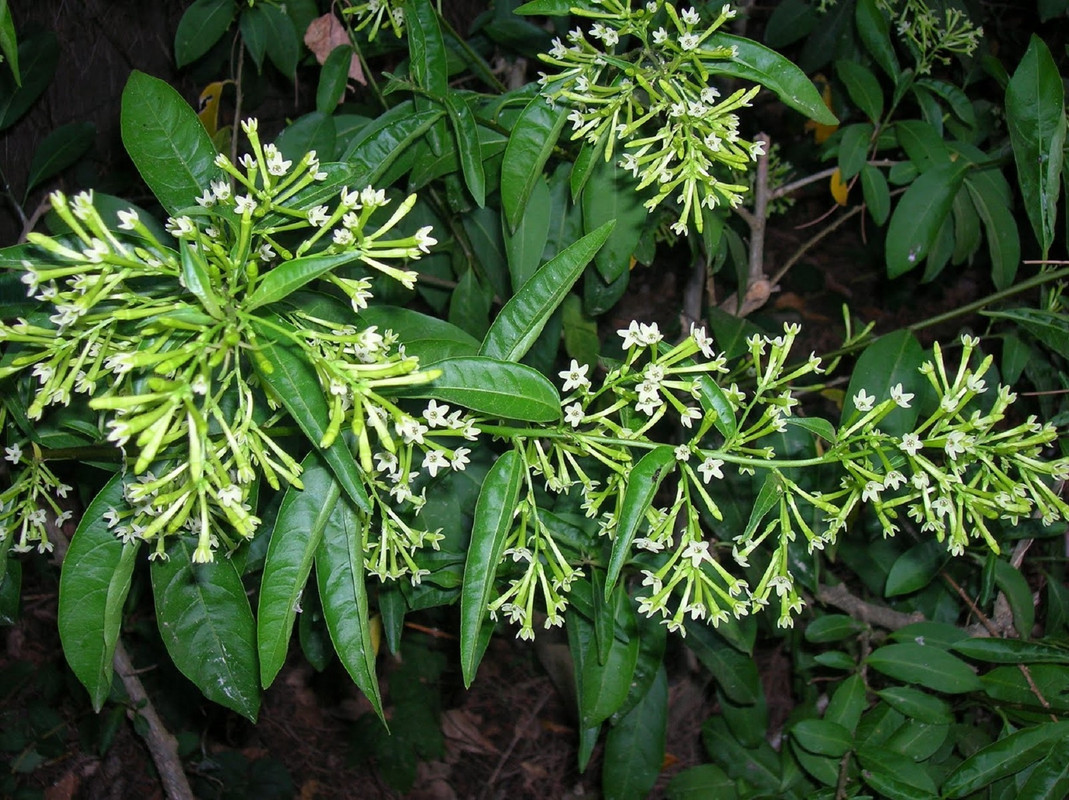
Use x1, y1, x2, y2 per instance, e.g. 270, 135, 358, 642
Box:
342, 0, 406, 40
0, 436, 73, 555
0, 119, 442, 564
537, 1, 764, 234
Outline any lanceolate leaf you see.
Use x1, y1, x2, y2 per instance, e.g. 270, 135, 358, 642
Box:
481, 221, 615, 362
245, 251, 365, 310
121, 71, 222, 215
983, 307, 1069, 361
180, 241, 223, 319
1006, 34, 1066, 256
460, 450, 523, 686
257, 453, 341, 688
965, 173, 1020, 289
866, 642, 982, 694
951, 637, 1069, 665
836, 60, 883, 123
942, 721, 1069, 798
24, 122, 96, 197
174, 0, 235, 69
855, 0, 899, 81
358, 306, 480, 364
841, 329, 924, 437
445, 94, 486, 207
602, 666, 668, 800
151, 536, 261, 721
706, 33, 838, 126
605, 446, 676, 596
408, 356, 561, 422
250, 317, 371, 513
340, 103, 444, 186
581, 157, 646, 283
501, 94, 568, 231
58, 474, 139, 711
885, 160, 968, 279
315, 496, 384, 718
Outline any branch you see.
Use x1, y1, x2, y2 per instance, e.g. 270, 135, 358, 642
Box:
817, 582, 924, 630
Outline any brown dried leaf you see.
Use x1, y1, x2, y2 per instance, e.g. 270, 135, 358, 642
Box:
441, 709, 500, 755
303, 14, 365, 85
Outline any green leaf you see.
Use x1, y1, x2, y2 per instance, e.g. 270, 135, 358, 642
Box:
857, 746, 938, 799
405, 0, 448, 157
24, 122, 95, 197
841, 329, 924, 437
315, 496, 384, 718
838, 122, 873, 180
605, 446, 676, 595
942, 722, 1069, 798
981, 664, 1069, 711
866, 642, 982, 694
317, 45, 353, 115
570, 138, 604, 202
984, 307, 1069, 360
875, 686, 953, 725
340, 103, 444, 186
358, 306, 479, 364
895, 120, 950, 172
58, 474, 139, 711
804, 614, 864, 643
120, 71, 222, 216
994, 559, 1035, 639
706, 33, 838, 126
952, 637, 1069, 665
239, 4, 267, 69
855, 0, 899, 80
257, 452, 340, 688
0, 0, 19, 86
406, 356, 561, 422
460, 450, 523, 686
791, 719, 852, 758
885, 539, 948, 596
886, 160, 968, 278
151, 537, 261, 721
740, 472, 783, 543
481, 221, 614, 362
448, 268, 492, 339
701, 717, 784, 795
250, 317, 371, 513
275, 112, 337, 168
684, 622, 761, 704
504, 176, 551, 290
764, 0, 817, 48
180, 241, 223, 319
0, 30, 57, 131
602, 666, 667, 800
695, 375, 739, 441
836, 60, 883, 123
965, 173, 1021, 289
445, 94, 486, 207
577, 609, 640, 730
501, 94, 568, 231
174, 0, 235, 68
1018, 737, 1069, 800
1006, 34, 1066, 255
784, 417, 836, 444
246, 252, 365, 310
258, 4, 300, 78
666, 765, 738, 800
825, 674, 867, 733
581, 156, 646, 283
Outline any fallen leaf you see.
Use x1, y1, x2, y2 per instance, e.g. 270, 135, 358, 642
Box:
304, 14, 365, 85
442, 709, 500, 755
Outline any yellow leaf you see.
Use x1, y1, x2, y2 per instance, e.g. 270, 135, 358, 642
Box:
197, 80, 231, 137
830, 168, 849, 206
804, 75, 838, 144
369, 613, 382, 657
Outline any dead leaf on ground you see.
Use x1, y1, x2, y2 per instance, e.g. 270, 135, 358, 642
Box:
442, 708, 500, 756
304, 14, 365, 85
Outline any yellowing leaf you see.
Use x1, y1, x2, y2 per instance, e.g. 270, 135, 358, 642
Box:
805, 75, 838, 144
830, 168, 850, 205
197, 80, 231, 137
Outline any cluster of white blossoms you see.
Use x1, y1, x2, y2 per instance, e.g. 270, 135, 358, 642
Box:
0, 119, 448, 565
0, 434, 73, 555
537, 1, 763, 234
342, 0, 407, 40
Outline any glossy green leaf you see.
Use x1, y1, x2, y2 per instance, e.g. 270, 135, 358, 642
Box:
460, 450, 523, 686
994, 559, 1035, 639
875, 686, 953, 724
24, 122, 95, 196
581, 156, 646, 283
151, 536, 260, 720
174, 0, 234, 68
180, 241, 223, 319
886, 160, 968, 278
239, 3, 267, 68
315, 495, 384, 718
317, 45, 353, 115
504, 176, 552, 291
857, 746, 938, 799
258, 4, 300, 78
861, 164, 891, 224
942, 722, 1069, 798
885, 539, 947, 596
275, 112, 337, 168
1006, 34, 1066, 255
578, 609, 640, 729
448, 267, 492, 339
825, 674, 867, 733
841, 329, 924, 437
501, 94, 568, 231
855, 0, 899, 80
58, 474, 139, 711
250, 317, 371, 513
866, 642, 982, 693
951, 181, 982, 264
741, 471, 783, 542
405, 0, 448, 157
707, 33, 838, 126
952, 637, 1069, 665
701, 717, 783, 795
836, 60, 883, 123
666, 764, 738, 800
791, 719, 852, 757
121, 71, 222, 215
985, 307, 1069, 361
965, 173, 1021, 289
685, 622, 761, 704
0, 0, 19, 86
340, 103, 444, 186
764, 0, 817, 47
445, 93, 486, 207
246, 252, 364, 310
895, 120, 950, 172
569, 138, 604, 202
462, 205, 510, 300
481, 221, 614, 362
805, 613, 864, 643
602, 666, 667, 800
605, 446, 675, 595
1019, 737, 1069, 800
695, 374, 739, 441
0, 30, 57, 131
784, 416, 837, 444
359, 306, 479, 364
981, 664, 1069, 711
257, 452, 339, 688
407, 356, 561, 422
516, 0, 601, 13
838, 122, 873, 180
917, 78, 977, 131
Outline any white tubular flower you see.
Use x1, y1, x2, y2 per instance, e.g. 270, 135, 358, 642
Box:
674, 444, 691, 462
698, 456, 723, 483
559, 360, 591, 393
423, 400, 451, 427
451, 448, 471, 472
4, 443, 22, 464
853, 389, 876, 412
900, 432, 923, 456
564, 402, 585, 428
422, 450, 450, 477
890, 383, 914, 408
307, 205, 330, 227
414, 226, 437, 254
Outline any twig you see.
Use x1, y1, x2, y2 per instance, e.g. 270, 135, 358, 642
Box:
482, 691, 551, 793
114, 642, 196, 800
720, 133, 771, 317
817, 582, 924, 630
